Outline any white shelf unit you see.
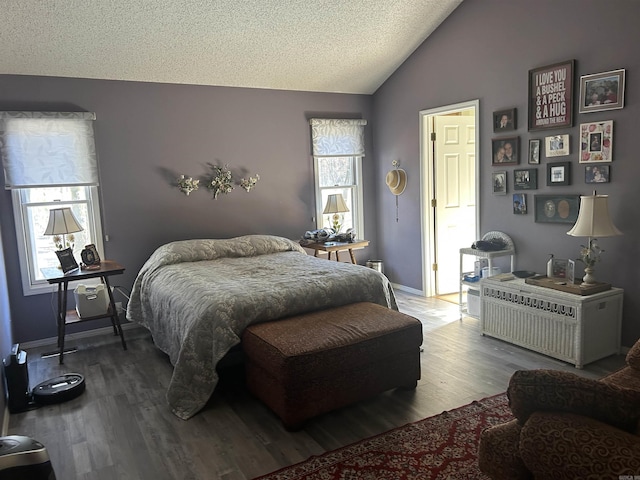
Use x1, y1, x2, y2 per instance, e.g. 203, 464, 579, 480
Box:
480, 277, 623, 368
459, 247, 515, 319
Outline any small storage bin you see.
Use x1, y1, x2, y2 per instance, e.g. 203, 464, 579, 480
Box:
74, 284, 109, 318
467, 288, 480, 317
481, 266, 502, 278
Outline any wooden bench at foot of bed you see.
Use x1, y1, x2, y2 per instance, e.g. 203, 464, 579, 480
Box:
242, 302, 423, 430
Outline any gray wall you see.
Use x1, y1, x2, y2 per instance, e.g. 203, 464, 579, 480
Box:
0, 76, 375, 342
0, 223, 12, 429
373, 0, 640, 345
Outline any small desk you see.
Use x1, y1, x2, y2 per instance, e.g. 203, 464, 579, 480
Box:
41, 260, 127, 364
303, 240, 370, 264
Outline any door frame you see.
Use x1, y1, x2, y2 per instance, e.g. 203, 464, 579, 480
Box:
419, 99, 480, 297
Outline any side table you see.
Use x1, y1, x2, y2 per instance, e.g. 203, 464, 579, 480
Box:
302, 239, 370, 264
41, 260, 127, 364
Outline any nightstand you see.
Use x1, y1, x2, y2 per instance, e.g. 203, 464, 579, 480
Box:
41, 260, 127, 364
302, 239, 370, 264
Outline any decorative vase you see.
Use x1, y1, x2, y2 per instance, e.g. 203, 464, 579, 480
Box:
582, 265, 596, 285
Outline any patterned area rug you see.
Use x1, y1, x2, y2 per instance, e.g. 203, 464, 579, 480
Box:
254, 393, 511, 480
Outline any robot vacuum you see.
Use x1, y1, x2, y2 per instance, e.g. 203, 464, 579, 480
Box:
31, 374, 85, 405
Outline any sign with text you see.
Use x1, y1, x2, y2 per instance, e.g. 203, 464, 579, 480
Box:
528, 60, 574, 131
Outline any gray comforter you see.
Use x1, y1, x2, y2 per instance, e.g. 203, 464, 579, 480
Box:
127, 235, 397, 419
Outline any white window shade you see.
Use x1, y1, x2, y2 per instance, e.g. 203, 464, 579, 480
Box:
310, 118, 367, 157
0, 111, 99, 189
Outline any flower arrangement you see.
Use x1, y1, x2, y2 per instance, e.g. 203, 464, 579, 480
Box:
52, 234, 75, 251
177, 175, 200, 196
578, 238, 603, 267
207, 164, 234, 199
240, 174, 260, 192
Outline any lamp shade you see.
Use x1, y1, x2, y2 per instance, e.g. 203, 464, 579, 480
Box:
567, 194, 622, 238
323, 194, 349, 214
43, 207, 83, 236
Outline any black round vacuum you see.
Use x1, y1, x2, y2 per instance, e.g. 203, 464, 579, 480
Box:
31, 374, 85, 405
0, 435, 56, 479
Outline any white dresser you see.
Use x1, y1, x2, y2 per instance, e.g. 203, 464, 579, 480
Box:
480, 277, 623, 368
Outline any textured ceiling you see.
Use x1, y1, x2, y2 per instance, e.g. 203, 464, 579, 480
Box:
1, 0, 462, 94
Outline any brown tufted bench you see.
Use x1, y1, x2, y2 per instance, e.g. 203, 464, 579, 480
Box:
242, 302, 423, 430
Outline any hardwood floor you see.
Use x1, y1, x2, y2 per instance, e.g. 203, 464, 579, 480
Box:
8, 291, 626, 479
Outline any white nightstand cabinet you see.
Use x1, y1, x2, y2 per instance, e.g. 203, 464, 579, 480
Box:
480, 277, 623, 368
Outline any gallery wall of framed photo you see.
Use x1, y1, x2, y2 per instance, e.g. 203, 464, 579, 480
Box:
490, 61, 624, 224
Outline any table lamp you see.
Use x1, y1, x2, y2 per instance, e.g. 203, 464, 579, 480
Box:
43, 207, 83, 251
323, 194, 349, 233
566, 192, 621, 285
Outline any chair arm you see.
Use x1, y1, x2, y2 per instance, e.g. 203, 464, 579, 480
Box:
508, 369, 640, 432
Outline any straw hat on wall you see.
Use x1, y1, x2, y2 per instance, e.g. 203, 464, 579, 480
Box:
386, 168, 407, 195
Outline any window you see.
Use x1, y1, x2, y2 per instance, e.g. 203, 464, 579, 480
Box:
310, 119, 366, 235
0, 112, 103, 295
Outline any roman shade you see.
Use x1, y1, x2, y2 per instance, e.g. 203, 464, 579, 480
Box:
310, 118, 367, 157
0, 111, 99, 189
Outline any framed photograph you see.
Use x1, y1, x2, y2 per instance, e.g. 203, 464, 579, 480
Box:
579, 120, 613, 163
492, 137, 519, 165
55, 247, 79, 274
579, 69, 625, 113
528, 139, 540, 164
514, 168, 537, 190
545, 134, 570, 157
513, 193, 527, 214
528, 60, 574, 131
550, 258, 568, 279
534, 194, 580, 224
547, 161, 571, 186
585, 165, 610, 184
492, 171, 507, 195
493, 108, 517, 132
567, 259, 576, 284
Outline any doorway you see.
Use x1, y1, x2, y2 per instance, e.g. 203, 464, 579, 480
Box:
420, 100, 480, 298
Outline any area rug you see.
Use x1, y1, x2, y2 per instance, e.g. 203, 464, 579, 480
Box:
254, 393, 511, 480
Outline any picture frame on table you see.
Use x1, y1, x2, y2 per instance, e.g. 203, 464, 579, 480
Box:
534, 194, 580, 224
514, 168, 537, 190
56, 247, 79, 274
493, 108, 517, 132
513, 193, 527, 214
547, 161, 571, 186
580, 120, 613, 163
545, 134, 570, 157
528, 60, 574, 131
567, 259, 576, 284
491, 137, 519, 165
492, 171, 507, 195
585, 165, 610, 184
528, 139, 540, 164
550, 258, 568, 279
579, 69, 625, 114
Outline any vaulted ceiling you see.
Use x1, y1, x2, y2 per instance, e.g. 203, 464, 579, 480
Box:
1, 0, 462, 94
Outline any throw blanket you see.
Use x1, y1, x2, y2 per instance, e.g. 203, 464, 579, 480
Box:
127, 235, 397, 419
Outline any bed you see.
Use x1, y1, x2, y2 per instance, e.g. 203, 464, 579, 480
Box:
126, 234, 397, 419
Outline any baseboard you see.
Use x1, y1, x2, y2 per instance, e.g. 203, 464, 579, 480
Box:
19, 322, 144, 350
391, 283, 424, 297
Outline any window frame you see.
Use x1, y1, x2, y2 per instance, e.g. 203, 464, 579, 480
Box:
313, 155, 365, 236
12, 186, 104, 296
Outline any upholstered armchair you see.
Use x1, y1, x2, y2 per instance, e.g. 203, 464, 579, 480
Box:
478, 341, 640, 479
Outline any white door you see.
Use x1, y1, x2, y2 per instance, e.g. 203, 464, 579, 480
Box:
433, 113, 476, 295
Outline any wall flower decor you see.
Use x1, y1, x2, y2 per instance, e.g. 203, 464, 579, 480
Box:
240, 174, 260, 192
208, 164, 234, 199
177, 175, 200, 195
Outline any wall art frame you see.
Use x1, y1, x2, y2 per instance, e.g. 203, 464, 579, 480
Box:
528, 59, 574, 131
585, 165, 610, 184
545, 134, 570, 157
493, 108, 517, 132
547, 161, 571, 186
528, 139, 540, 164
492, 171, 507, 195
492, 137, 519, 165
534, 194, 580, 224
514, 168, 537, 190
513, 193, 527, 214
579, 120, 613, 163
579, 68, 625, 113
